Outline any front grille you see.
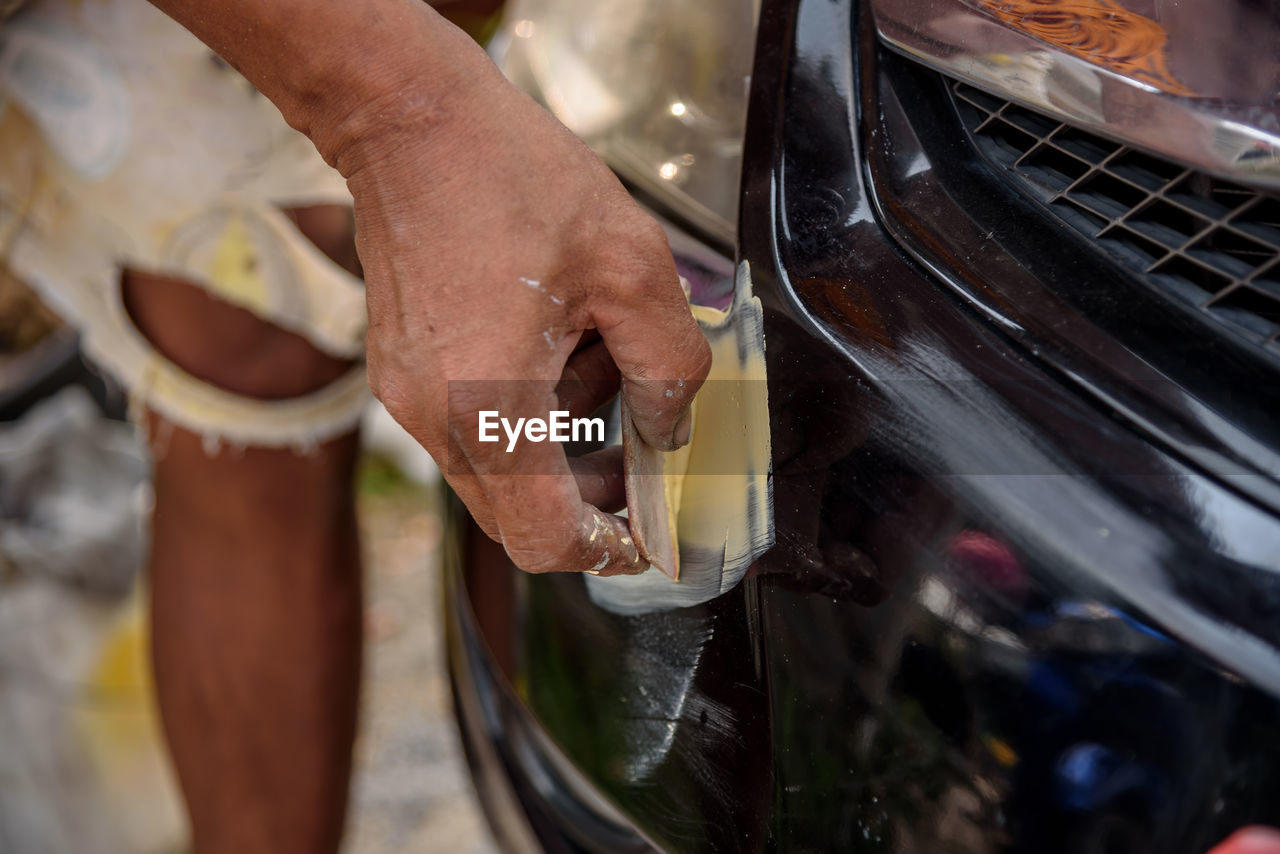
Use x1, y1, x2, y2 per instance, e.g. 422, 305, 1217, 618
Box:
951, 82, 1280, 355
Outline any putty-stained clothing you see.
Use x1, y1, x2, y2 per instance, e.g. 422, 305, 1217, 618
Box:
0, 0, 369, 449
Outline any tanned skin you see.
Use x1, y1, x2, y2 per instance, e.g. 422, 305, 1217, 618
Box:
149, 0, 710, 577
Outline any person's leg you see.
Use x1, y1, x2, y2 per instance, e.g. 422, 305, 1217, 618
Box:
122, 228, 363, 854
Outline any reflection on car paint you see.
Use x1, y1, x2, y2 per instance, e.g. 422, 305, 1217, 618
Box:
973, 0, 1191, 95
746, 0, 1280, 849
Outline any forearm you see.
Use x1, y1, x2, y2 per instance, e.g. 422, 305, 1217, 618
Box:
148, 0, 494, 174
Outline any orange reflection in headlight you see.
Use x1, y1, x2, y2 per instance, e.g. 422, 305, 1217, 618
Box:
974, 0, 1193, 95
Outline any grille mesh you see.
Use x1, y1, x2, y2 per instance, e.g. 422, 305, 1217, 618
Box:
951, 82, 1280, 354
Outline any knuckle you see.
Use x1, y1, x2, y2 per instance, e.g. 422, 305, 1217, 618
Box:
366, 348, 443, 447
594, 216, 676, 300
369, 372, 411, 423
365, 346, 409, 412
365, 359, 388, 404
622, 214, 669, 256
685, 332, 713, 385
504, 530, 579, 575
642, 223, 673, 261
444, 384, 490, 431
474, 513, 501, 542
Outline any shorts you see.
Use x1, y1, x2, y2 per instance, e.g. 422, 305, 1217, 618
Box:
0, 0, 370, 450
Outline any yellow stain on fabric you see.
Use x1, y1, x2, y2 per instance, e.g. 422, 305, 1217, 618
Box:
92, 597, 148, 693
208, 212, 269, 313
76, 591, 187, 845
83, 592, 157, 749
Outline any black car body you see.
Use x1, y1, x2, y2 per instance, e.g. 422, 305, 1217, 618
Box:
447, 1, 1280, 851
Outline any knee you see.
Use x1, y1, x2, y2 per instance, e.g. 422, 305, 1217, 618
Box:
121, 269, 354, 400
121, 203, 359, 400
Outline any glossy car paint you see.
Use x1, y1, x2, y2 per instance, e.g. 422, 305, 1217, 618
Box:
447, 0, 1280, 851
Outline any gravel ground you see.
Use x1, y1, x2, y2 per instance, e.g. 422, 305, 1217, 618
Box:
344, 460, 497, 854
0, 434, 496, 853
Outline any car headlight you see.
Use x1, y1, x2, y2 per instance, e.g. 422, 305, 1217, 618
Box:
492, 0, 760, 248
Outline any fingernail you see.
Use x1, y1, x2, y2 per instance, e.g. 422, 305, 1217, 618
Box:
1229, 828, 1280, 854
672, 407, 693, 448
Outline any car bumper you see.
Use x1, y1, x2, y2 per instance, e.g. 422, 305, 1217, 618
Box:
447, 1, 1280, 851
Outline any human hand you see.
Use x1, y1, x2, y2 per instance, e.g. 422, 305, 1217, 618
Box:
1208, 827, 1280, 854
320, 10, 711, 576
146, 0, 710, 576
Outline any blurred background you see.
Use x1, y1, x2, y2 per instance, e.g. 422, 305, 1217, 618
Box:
0, 264, 496, 853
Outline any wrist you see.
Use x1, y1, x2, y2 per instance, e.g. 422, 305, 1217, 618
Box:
293, 6, 496, 179
151, 0, 495, 178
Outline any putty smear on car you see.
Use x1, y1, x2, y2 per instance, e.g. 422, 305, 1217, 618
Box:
590, 261, 774, 615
